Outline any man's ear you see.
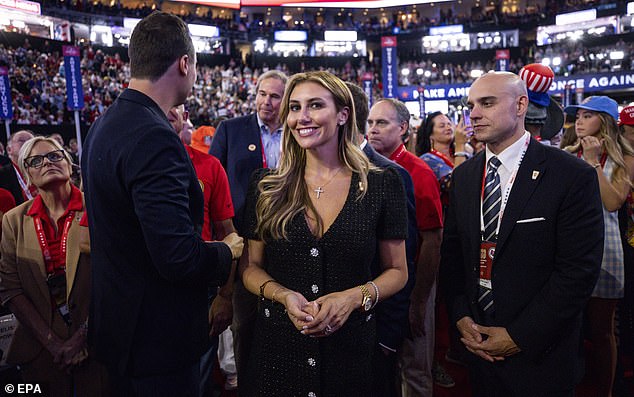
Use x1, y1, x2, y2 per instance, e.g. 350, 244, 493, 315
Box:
400, 121, 409, 135
517, 95, 529, 116
178, 54, 190, 76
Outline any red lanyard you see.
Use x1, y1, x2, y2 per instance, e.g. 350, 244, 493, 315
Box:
576, 150, 607, 167
430, 148, 454, 168
34, 212, 74, 274
259, 135, 268, 168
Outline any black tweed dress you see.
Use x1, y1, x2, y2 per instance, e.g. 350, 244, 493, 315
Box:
242, 168, 407, 397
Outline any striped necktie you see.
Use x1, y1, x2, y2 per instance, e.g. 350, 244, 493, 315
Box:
482, 156, 502, 242
479, 156, 501, 315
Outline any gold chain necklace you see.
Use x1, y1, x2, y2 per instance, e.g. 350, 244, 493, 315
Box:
308, 167, 344, 199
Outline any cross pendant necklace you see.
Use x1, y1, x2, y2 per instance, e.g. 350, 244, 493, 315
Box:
310, 166, 344, 199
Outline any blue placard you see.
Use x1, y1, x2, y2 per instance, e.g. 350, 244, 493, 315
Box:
362, 77, 373, 111
63, 46, 84, 110
0, 67, 13, 120
381, 36, 398, 99
496, 58, 508, 71
398, 83, 472, 101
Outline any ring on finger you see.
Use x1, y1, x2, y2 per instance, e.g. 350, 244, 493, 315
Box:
325, 324, 333, 334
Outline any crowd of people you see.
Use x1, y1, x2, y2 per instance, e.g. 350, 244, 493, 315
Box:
0, 10, 633, 397
2, 34, 632, 130
37, 0, 630, 37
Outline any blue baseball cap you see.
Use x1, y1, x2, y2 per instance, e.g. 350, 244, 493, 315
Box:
564, 96, 619, 122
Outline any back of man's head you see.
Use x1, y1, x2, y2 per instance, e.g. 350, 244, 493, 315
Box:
345, 82, 368, 137
128, 11, 194, 81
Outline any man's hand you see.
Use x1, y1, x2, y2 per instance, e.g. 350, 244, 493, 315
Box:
209, 293, 233, 337
222, 232, 244, 260
467, 324, 521, 358
456, 316, 501, 363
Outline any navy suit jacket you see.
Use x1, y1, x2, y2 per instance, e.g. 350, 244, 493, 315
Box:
363, 144, 418, 351
82, 89, 233, 377
441, 138, 603, 394
210, 113, 263, 235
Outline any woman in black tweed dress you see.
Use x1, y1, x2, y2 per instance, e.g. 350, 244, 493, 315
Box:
241, 71, 408, 396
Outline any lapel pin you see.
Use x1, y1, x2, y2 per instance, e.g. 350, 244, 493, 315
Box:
532, 170, 540, 180
248, 144, 256, 152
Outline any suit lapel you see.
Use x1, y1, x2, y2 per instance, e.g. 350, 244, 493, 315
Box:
65, 212, 82, 301
249, 114, 264, 162
495, 139, 546, 255
466, 154, 486, 262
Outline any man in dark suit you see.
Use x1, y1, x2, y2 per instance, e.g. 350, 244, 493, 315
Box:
81, 12, 243, 397
441, 71, 603, 397
346, 82, 417, 397
209, 69, 287, 381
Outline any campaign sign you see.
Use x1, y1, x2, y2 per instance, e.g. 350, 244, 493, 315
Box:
418, 87, 425, 118
381, 36, 398, 98
398, 70, 634, 102
0, 67, 13, 120
63, 46, 84, 110
495, 49, 510, 71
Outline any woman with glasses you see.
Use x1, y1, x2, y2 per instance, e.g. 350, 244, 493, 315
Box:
0, 136, 109, 396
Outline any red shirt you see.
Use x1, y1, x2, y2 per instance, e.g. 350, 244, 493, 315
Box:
185, 145, 235, 241
0, 188, 16, 213
27, 185, 83, 275
390, 144, 443, 231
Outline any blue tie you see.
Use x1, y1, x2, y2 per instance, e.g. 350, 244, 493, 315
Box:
479, 156, 501, 315
482, 157, 502, 242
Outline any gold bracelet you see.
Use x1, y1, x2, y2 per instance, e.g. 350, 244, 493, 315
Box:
271, 286, 284, 303
592, 163, 601, 169
259, 279, 275, 300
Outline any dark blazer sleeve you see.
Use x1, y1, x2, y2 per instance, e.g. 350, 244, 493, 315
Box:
126, 127, 232, 284
375, 166, 417, 350
440, 172, 471, 325
506, 165, 603, 360
210, 120, 228, 169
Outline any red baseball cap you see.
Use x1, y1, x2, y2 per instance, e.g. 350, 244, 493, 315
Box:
619, 105, 634, 126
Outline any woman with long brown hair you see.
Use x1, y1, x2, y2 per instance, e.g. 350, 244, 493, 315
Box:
240, 71, 408, 396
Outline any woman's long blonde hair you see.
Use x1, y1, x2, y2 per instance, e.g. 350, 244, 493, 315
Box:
564, 111, 634, 187
255, 71, 372, 240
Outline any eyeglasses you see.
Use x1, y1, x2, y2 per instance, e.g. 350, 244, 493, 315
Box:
24, 150, 66, 169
